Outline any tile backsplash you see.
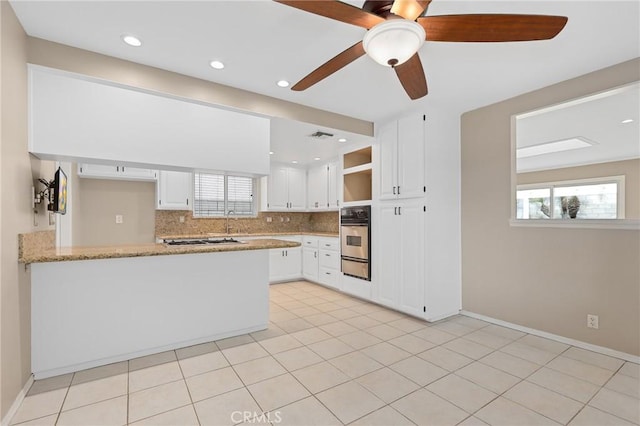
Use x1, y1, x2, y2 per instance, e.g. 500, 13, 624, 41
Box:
156, 211, 339, 237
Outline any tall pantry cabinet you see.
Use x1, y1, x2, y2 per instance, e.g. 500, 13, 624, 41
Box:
375, 114, 427, 318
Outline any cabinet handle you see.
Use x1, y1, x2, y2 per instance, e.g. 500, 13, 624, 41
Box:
116, 166, 120, 172
394, 207, 397, 215
122, 166, 125, 172
393, 186, 396, 195
325, 272, 331, 275
186, 198, 189, 206
398, 186, 400, 195
325, 244, 331, 247
325, 253, 331, 256
398, 206, 402, 215
314, 251, 317, 258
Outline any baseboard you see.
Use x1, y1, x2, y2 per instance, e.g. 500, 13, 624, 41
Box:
460, 310, 640, 364
1, 374, 34, 426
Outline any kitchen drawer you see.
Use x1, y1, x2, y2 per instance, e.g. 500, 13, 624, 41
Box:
318, 237, 340, 251
303, 236, 319, 248
319, 267, 339, 288
319, 249, 340, 270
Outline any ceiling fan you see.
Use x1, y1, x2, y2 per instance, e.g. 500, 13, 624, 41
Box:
275, 0, 568, 100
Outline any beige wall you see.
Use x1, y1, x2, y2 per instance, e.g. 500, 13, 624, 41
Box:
0, 1, 55, 419
462, 59, 640, 356
517, 159, 640, 219
72, 167, 156, 246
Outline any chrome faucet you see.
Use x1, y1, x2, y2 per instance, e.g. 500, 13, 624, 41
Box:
225, 210, 235, 234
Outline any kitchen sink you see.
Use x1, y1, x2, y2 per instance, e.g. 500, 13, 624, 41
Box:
164, 237, 245, 246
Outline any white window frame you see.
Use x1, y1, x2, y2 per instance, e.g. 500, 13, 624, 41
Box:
193, 173, 257, 218
517, 175, 625, 220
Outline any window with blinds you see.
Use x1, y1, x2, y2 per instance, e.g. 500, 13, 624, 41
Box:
193, 173, 254, 217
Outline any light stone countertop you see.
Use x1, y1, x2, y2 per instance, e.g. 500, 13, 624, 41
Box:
156, 231, 339, 240
19, 238, 301, 264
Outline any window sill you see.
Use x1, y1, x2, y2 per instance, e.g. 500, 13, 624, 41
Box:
509, 218, 640, 230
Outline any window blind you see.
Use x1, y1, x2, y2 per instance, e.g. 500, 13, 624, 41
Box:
193, 173, 254, 217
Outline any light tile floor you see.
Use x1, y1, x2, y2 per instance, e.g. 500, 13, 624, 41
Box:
11, 281, 640, 426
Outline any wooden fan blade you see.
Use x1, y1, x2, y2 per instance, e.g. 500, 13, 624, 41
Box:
417, 14, 568, 42
275, 1, 384, 29
395, 53, 428, 100
292, 41, 366, 91
391, 0, 431, 21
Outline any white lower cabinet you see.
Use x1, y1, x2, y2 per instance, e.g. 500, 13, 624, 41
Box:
302, 247, 319, 281
269, 247, 302, 283
301, 236, 341, 289
269, 236, 302, 283
376, 199, 425, 317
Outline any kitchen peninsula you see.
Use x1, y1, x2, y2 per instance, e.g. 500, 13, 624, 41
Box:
20, 233, 300, 379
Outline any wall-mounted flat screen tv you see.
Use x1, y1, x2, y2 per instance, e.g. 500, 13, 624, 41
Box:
48, 167, 67, 214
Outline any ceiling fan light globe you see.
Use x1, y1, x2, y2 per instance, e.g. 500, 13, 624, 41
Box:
363, 20, 426, 67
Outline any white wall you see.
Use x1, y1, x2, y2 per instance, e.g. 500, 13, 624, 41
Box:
29, 67, 271, 176
423, 105, 462, 319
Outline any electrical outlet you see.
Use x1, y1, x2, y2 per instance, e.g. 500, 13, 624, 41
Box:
266, 217, 272, 223
179, 216, 185, 223
587, 314, 599, 329
115, 214, 124, 224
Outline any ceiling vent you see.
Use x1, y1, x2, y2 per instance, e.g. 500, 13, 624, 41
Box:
309, 131, 334, 139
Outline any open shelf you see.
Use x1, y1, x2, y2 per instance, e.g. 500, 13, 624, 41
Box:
343, 168, 372, 203
343, 163, 372, 176
343, 147, 372, 169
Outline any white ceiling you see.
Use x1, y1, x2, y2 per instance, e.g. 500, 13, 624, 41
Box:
517, 82, 640, 172
9, 0, 640, 165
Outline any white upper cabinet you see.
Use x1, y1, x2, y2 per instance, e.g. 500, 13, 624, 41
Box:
156, 170, 192, 210
265, 165, 306, 211
379, 114, 425, 200
327, 162, 339, 209
307, 161, 339, 210
78, 163, 158, 181
307, 165, 328, 210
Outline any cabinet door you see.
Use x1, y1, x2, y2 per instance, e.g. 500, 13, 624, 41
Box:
120, 166, 157, 181
157, 170, 192, 210
77, 163, 120, 179
284, 247, 302, 280
269, 248, 287, 282
376, 203, 400, 306
397, 199, 425, 317
302, 247, 319, 281
307, 165, 328, 210
327, 162, 339, 209
267, 166, 289, 210
378, 120, 398, 200
287, 168, 307, 210
397, 115, 425, 199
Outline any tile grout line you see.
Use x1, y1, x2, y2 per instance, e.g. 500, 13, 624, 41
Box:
173, 349, 202, 426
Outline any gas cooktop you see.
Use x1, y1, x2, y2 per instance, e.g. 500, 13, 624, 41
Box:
164, 237, 244, 246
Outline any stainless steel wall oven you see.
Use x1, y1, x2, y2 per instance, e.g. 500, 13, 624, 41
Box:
340, 205, 371, 281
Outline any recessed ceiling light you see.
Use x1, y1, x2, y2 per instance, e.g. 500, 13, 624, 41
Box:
277, 80, 290, 88
314, 157, 321, 161
621, 119, 634, 124
517, 137, 595, 159
338, 138, 347, 142
269, 151, 274, 155
121, 34, 142, 47
292, 160, 298, 164
209, 60, 225, 70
